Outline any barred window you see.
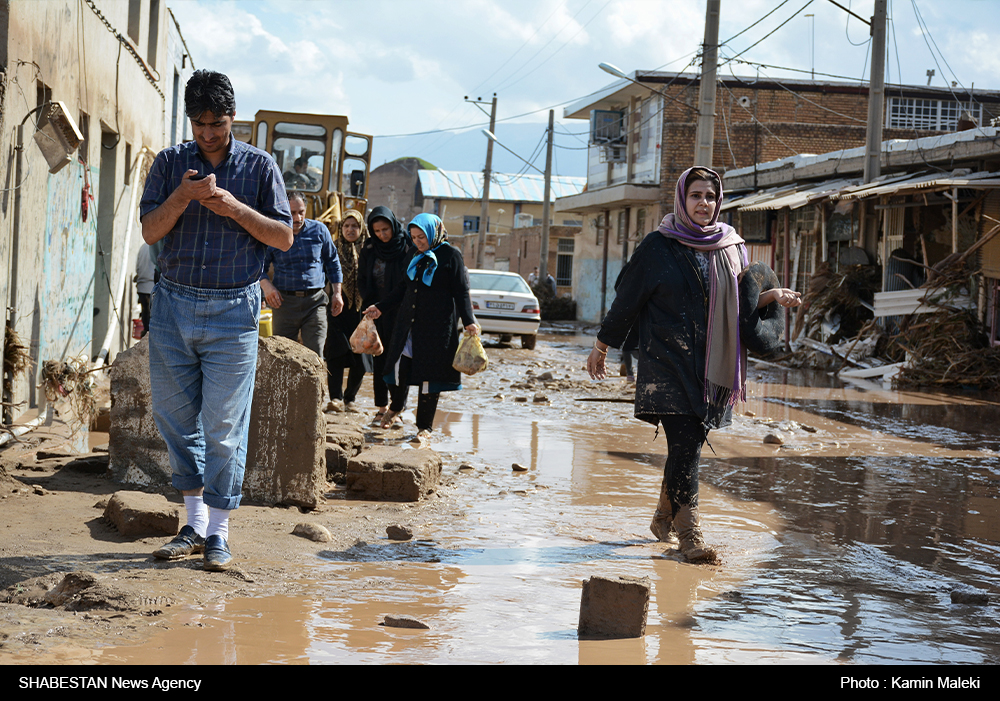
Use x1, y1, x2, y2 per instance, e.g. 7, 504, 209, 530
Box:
887, 98, 981, 130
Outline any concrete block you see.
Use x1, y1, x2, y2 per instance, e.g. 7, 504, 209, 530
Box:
326, 419, 366, 479
345, 446, 441, 501
104, 490, 179, 537
578, 575, 651, 639
108, 336, 328, 508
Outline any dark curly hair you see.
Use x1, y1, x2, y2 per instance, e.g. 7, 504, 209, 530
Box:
184, 70, 236, 119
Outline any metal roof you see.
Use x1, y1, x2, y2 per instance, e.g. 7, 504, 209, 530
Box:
731, 178, 860, 212
834, 169, 1000, 200
419, 170, 586, 203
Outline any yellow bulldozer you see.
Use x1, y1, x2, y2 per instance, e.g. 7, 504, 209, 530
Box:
233, 111, 372, 229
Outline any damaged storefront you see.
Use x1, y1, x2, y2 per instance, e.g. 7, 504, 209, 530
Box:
723, 129, 1000, 390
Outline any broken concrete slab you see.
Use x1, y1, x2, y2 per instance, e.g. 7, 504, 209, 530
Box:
104, 490, 179, 537
326, 418, 366, 480
578, 574, 651, 639
382, 614, 430, 629
109, 336, 328, 508
345, 446, 441, 502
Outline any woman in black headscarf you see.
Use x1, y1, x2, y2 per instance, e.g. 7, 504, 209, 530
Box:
325, 210, 367, 413
358, 206, 415, 426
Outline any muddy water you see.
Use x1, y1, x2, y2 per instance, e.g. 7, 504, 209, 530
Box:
96, 336, 1000, 665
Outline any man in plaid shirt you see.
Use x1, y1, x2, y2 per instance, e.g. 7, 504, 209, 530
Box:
259, 191, 343, 358
140, 70, 293, 571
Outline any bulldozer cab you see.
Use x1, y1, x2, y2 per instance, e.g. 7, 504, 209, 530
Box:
246, 111, 372, 229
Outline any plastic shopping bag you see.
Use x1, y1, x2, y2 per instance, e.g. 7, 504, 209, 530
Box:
350, 316, 384, 356
452, 333, 489, 375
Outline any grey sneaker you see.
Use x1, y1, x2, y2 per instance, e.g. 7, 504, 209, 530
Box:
153, 525, 205, 560
203, 535, 232, 571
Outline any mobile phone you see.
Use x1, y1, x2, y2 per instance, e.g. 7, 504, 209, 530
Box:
189, 174, 207, 181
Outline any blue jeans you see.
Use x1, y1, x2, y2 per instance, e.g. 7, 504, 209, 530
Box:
148, 277, 260, 510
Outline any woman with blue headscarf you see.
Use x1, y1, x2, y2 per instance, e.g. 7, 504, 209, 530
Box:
364, 213, 479, 437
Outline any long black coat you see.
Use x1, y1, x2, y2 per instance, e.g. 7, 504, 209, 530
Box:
377, 243, 476, 387
358, 237, 414, 351
598, 232, 733, 429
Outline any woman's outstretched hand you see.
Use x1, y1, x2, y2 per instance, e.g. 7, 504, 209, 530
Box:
587, 345, 608, 380
758, 288, 802, 309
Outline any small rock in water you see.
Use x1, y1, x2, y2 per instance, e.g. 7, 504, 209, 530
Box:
383, 614, 429, 629
293, 523, 332, 543
801, 425, 817, 433
538, 371, 555, 381
386, 524, 413, 541
532, 393, 549, 403
950, 587, 990, 605
514, 396, 528, 403
511, 463, 528, 472
458, 463, 475, 472
763, 432, 785, 445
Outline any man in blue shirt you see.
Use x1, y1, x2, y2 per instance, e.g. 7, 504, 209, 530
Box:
259, 191, 343, 357
140, 70, 293, 572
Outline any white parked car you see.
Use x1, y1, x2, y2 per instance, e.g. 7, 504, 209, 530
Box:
467, 269, 541, 349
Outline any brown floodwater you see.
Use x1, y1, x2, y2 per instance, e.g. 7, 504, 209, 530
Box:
92, 334, 1000, 664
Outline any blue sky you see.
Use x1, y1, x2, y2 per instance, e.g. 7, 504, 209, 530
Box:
167, 0, 1000, 176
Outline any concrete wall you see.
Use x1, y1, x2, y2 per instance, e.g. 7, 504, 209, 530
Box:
0, 0, 183, 428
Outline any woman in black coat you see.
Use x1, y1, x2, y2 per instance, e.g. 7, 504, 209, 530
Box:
364, 213, 479, 437
359, 206, 414, 426
587, 167, 801, 562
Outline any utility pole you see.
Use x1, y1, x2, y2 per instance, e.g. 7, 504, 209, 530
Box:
466, 94, 497, 269
693, 0, 720, 167
540, 110, 554, 282
864, 0, 888, 183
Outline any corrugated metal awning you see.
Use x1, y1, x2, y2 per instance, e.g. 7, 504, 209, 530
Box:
835, 170, 1000, 200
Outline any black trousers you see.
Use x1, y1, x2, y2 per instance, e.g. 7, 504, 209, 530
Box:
388, 356, 439, 431
659, 415, 707, 513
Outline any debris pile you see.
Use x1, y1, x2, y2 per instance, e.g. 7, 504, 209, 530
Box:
890, 252, 1000, 390
40, 356, 98, 427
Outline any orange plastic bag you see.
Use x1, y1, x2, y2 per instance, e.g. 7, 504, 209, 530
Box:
350, 316, 383, 356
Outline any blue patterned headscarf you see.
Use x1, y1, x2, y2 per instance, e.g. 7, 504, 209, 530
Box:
406, 213, 448, 286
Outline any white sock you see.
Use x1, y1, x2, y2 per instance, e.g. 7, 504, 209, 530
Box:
207, 507, 230, 542
184, 495, 208, 538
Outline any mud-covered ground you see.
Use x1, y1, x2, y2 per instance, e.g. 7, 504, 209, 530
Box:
3, 327, 998, 665
0, 329, 634, 661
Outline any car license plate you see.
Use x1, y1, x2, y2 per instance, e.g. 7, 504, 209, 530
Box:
486, 301, 514, 310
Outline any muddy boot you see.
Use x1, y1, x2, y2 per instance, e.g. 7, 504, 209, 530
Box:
674, 504, 717, 563
649, 485, 676, 543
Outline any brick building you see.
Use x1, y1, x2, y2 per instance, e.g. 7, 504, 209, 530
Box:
555, 69, 1000, 322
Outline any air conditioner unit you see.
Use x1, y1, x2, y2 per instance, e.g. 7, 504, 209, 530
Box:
514, 213, 534, 229
601, 144, 627, 163
590, 110, 625, 144
33, 102, 84, 174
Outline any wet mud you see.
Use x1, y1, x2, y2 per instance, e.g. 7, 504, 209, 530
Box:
1, 333, 998, 664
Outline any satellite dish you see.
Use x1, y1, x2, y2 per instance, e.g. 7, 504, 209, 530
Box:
738, 96, 751, 109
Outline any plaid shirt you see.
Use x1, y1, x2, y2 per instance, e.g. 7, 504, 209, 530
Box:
140, 138, 292, 289
262, 219, 342, 291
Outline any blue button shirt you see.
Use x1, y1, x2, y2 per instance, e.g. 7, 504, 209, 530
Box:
140, 138, 292, 289
262, 219, 342, 291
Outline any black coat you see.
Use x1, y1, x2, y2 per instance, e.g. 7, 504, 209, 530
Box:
358, 237, 414, 351
598, 232, 733, 429
377, 243, 476, 387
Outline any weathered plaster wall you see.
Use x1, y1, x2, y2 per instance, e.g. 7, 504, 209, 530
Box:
1, 0, 177, 419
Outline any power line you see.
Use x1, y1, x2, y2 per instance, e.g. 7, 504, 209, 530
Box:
717, 0, 816, 70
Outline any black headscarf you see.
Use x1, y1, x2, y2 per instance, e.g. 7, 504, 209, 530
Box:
367, 206, 409, 262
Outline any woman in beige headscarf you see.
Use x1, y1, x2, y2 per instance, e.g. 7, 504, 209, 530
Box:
324, 210, 368, 412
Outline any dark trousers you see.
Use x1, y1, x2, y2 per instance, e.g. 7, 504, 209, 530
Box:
388, 356, 439, 431
659, 415, 707, 513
